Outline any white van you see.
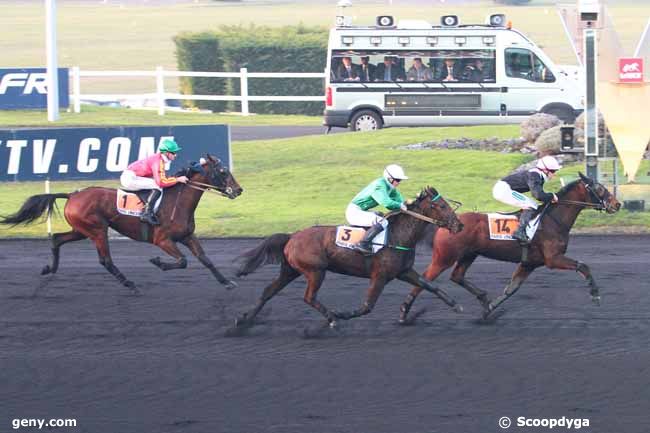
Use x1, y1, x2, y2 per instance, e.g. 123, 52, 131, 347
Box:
323, 13, 583, 131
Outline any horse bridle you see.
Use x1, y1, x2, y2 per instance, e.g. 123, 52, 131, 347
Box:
400, 193, 462, 228
557, 181, 608, 211
185, 161, 235, 198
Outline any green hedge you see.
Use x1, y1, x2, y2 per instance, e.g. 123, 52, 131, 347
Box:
173, 31, 227, 113
174, 25, 328, 115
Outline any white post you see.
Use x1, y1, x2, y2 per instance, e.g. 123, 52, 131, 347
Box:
156, 66, 165, 116
45, 179, 52, 237
240, 67, 249, 116
72, 66, 81, 113
45, 0, 60, 121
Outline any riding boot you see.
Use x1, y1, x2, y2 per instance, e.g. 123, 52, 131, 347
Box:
512, 209, 534, 243
354, 223, 384, 254
140, 189, 162, 225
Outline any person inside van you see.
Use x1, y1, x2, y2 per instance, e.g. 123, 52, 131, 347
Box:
462, 58, 489, 82
406, 58, 433, 81
375, 56, 405, 82
336, 56, 361, 81
359, 56, 376, 82
436, 58, 461, 82
506, 52, 531, 78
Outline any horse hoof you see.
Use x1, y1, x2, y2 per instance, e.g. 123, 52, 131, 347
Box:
453, 304, 464, 314
124, 280, 136, 289
41, 265, 51, 275
235, 315, 251, 328
223, 280, 238, 290
149, 257, 161, 267
592, 295, 601, 306
329, 319, 338, 329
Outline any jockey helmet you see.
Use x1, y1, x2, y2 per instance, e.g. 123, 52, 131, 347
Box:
384, 164, 408, 182
159, 139, 182, 154
537, 155, 562, 172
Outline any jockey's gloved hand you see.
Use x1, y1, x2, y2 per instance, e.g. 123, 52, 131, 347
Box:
552, 193, 559, 204
400, 202, 408, 211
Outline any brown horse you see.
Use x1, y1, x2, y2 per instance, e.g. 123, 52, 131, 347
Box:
1, 155, 243, 291
234, 187, 464, 328
398, 173, 621, 322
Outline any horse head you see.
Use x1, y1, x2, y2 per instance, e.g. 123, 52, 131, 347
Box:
190, 155, 243, 199
411, 186, 464, 233
576, 172, 620, 214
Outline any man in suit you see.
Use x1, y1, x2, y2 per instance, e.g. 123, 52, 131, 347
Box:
359, 56, 376, 82
375, 56, 406, 82
336, 56, 361, 81
436, 58, 462, 82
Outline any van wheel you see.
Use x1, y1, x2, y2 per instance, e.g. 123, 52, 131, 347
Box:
542, 105, 575, 123
350, 110, 383, 132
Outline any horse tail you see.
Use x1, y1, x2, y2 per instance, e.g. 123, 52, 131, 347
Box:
0, 193, 69, 226
235, 233, 291, 277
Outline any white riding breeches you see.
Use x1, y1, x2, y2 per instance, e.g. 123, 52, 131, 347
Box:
120, 170, 160, 191
345, 203, 388, 228
492, 180, 538, 210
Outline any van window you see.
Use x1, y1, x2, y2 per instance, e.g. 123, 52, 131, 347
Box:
330, 50, 496, 83
505, 48, 555, 83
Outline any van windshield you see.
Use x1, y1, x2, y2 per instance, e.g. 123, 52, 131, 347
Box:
330, 49, 496, 83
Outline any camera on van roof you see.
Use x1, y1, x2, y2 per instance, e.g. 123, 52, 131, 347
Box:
376, 16, 395, 27
578, 0, 600, 22
487, 14, 506, 27
441, 15, 459, 27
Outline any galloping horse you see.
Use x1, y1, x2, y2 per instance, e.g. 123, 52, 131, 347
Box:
1, 155, 243, 291
235, 187, 464, 328
399, 173, 621, 322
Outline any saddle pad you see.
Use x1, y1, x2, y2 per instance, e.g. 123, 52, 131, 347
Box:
116, 189, 163, 217
488, 213, 541, 241
488, 213, 519, 240
117, 190, 146, 216
335, 226, 387, 253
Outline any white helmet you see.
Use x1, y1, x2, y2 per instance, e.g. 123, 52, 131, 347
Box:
536, 155, 562, 171
384, 164, 408, 181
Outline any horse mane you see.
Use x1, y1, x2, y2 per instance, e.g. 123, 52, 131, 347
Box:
386, 186, 438, 222
556, 178, 583, 198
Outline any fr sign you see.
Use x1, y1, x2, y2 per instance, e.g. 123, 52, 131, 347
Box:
618, 58, 644, 83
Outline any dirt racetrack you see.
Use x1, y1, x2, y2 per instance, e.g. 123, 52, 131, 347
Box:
1, 236, 649, 433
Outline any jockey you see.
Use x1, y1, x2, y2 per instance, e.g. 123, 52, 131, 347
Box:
120, 138, 189, 225
346, 164, 409, 254
492, 155, 561, 243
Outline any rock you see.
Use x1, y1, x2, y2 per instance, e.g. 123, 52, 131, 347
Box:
520, 113, 562, 144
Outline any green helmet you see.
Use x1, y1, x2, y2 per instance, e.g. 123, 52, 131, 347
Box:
159, 139, 182, 153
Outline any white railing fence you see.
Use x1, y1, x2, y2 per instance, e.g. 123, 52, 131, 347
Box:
70, 66, 327, 116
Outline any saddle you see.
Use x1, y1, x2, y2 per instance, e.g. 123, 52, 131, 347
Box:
335, 225, 389, 254
487, 211, 542, 241
116, 189, 163, 217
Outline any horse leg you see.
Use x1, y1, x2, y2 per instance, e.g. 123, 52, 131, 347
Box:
484, 263, 535, 319
180, 234, 237, 290
333, 276, 388, 321
449, 254, 490, 312
235, 263, 300, 327
399, 260, 452, 323
397, 268, 462, 314
302, 270, 338, 326
545, 255, 601, 305
92, 231, 136, 289
149, 238, 187, 271
41, 230, 86, 275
